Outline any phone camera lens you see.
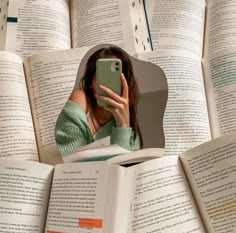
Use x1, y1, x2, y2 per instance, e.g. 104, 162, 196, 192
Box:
116, 67, 119, 71
116, 62, 119, 66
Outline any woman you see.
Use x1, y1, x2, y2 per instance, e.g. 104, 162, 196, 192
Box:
55, 46, 142, 157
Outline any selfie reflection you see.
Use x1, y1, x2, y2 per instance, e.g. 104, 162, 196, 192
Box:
55, 46, 142, 157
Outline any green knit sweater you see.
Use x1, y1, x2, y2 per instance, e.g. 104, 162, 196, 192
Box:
55, 100, 140, 157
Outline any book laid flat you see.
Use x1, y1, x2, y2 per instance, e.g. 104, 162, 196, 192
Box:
0, 48, 89, 164
0, 132, 235, 233
1, 0, 236, 164
0, 0, 152, 58
0, 46, 167, 164
137, 0, 236, 156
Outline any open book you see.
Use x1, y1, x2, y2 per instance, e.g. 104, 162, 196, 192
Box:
0, 48, 92, 164
0, 0, 151, 58
0, 132, 235, 233
62, 142, 165, 163
135, 0, 236, 156
1, 0, 236, 163
0, 43, 168, 165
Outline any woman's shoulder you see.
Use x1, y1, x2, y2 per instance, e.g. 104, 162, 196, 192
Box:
69, 88, 88, 113
57, 89, 88, 125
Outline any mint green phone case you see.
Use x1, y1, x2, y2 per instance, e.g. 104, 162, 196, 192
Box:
96, 58, 122, 107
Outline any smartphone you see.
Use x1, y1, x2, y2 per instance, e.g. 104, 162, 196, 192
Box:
96, 58, 122, 107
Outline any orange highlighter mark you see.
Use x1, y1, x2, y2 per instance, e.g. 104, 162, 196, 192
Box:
47, 231, 64, 233
78, 218, 103, 228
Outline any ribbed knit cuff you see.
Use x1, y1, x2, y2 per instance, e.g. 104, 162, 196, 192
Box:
110, 127, 132, 150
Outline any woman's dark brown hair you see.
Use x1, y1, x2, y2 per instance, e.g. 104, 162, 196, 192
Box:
79, 46, 143, 148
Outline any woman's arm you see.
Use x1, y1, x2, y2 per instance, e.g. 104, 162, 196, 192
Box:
55, 99, 93, 157
110, 127, 140, 151
96, 74, 140, 151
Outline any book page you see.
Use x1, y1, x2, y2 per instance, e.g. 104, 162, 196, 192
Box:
70, 0, 151, 54
24, 47, 90, 165
204, 0, 236, 57
150, 0, 205, 56
73, 137, 111, 153
180, 131, 236, 233
104, 165, 136, 233
130, 156, 206, 233
0, 51, 38, 160
0, 159, 53, 233
144, 0, 155, 23
107, 148, 164, 166
0, 0, 8, 50
44, 161, 108, 233
63, 143, 130, 163
137, 50, 211, 156
203, 48, 236, 138
5, 0, 70, 59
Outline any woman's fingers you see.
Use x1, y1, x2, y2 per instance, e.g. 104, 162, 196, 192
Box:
95, 73, 130, 128
96, 91, 130, 128
98, 85, 123, 103
121, 73, 129, 99
96, 94, 123, 108
98, 73, 129, 103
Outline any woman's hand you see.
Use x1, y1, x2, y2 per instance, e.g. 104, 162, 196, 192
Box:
96, 73, 130, 128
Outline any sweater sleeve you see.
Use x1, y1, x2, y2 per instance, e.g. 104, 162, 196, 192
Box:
55, 101, 93, 157
110, 127, 140, 151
